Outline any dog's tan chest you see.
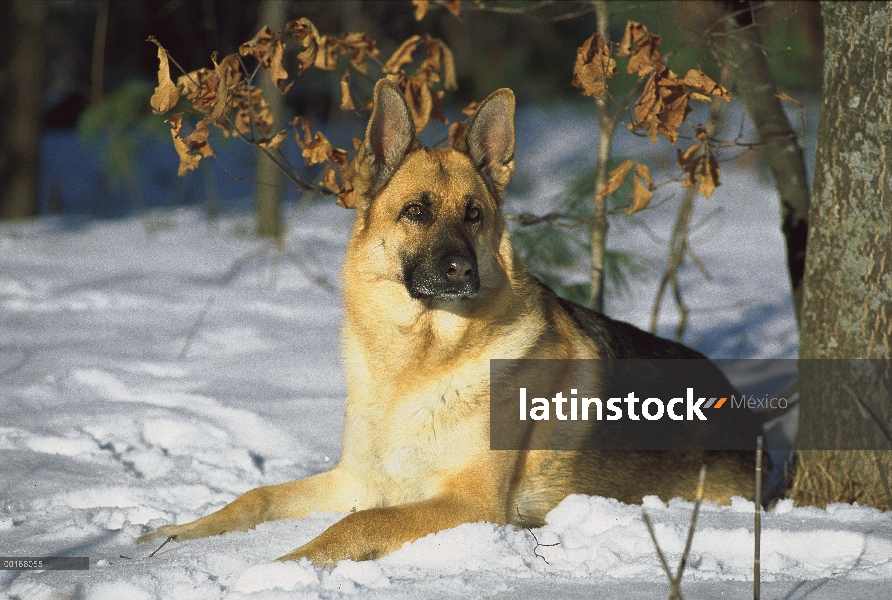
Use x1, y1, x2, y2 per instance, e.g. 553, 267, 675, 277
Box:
342, 379, 489, 503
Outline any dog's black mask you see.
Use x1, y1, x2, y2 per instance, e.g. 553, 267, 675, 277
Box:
403, 245, 480, 301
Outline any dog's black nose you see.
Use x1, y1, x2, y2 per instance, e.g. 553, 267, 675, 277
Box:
439, 255, 476, 283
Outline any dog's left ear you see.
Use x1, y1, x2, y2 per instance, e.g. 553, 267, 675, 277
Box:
461, 89, 516, 197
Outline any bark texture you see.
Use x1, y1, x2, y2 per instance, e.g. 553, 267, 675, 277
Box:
792, 2, 892, 510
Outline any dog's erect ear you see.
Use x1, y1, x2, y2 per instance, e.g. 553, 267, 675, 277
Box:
358, 79, 416, 194
463, 89, 515, 195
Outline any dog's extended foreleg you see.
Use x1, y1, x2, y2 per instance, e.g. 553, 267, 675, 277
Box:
137, 465, 368, 543
276, 494, 500, 566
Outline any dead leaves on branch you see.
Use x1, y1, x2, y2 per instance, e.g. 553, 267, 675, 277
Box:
677, 127, 720, 199
381, 34, 457, 132
149, 18, 457, 208
239, 26, 291, 93
596, 160, 656, 214
632, 67, 729, 145
292, 117, 356, 208
577, 21, 729, 203
286, 17, 379, 75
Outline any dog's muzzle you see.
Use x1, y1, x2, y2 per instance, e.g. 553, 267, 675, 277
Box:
405, 252, 480, 301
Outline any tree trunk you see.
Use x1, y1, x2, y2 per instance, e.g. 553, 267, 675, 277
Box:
588, 0, 613, 314
719, 0, 811, 329
792, 2, 892, 511
0, 1, 47, 220
254, 0, 288, 238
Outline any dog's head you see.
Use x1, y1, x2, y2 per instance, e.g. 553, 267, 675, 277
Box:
347, 79, 516, 305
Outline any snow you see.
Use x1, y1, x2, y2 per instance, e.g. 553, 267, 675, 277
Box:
2, 105, 890, 599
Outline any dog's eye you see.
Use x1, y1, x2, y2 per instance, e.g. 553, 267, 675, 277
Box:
466, 207, 482, 223
402, 204, 428, 222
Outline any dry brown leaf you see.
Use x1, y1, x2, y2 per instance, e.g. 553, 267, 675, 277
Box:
618, 21, 662, 76
177, 68, 215, 108
632, 68, 690, 144
440, 42, 458, 90
183, 118, 213, 158
340, 72, 355, 111
461, 101, 478, 117
634, 163, 655, 190
292, 116, 312, 146
699, 152, 720, 199
315, 41, 339, 70
683, 69, 730, 102
343, 32, 379, 74
304, 132, 334, 165
239, 26, 275, 60
385, 35, 421, 74
257, 129, 289, 149
677, 142, 700, 190
432, 89, 448, 124
401, 77, 433, 132
596, 159, 635, 199
676, 140, 721, 199
150, 46, 180, 114
412, 0, 429, 20
292, 116, 345, 167
251, 87, 274, 135
209, 53, 241, 122
266, 38, 289, 92
627, 172, 654, 214
289, 18, 323, 72
658, 88, 689, 145
632, 71, 661, 142
336, 153, 358, 209
230, 86, 273, 137
322, 164, 339, 190
572, 34, 617, 100
168, 114, 201, 177
444, 0, 463, 20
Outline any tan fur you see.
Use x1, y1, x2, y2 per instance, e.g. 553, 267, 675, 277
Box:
138, 80, 763, 565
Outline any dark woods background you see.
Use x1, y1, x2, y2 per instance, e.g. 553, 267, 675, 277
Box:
0, 0, 822, 220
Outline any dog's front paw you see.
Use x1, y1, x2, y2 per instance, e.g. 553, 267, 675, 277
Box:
275, 535, 380, 567
275, 542, 342, 567
136, 520, 228, 544
136, 523, 186, 544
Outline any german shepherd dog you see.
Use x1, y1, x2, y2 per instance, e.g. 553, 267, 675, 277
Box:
139, 79, 765, 565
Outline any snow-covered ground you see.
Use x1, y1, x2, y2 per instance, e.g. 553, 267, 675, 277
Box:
2, 103, 890, 599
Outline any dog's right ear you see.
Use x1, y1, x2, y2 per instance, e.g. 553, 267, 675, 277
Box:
357, 79, 416, 195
